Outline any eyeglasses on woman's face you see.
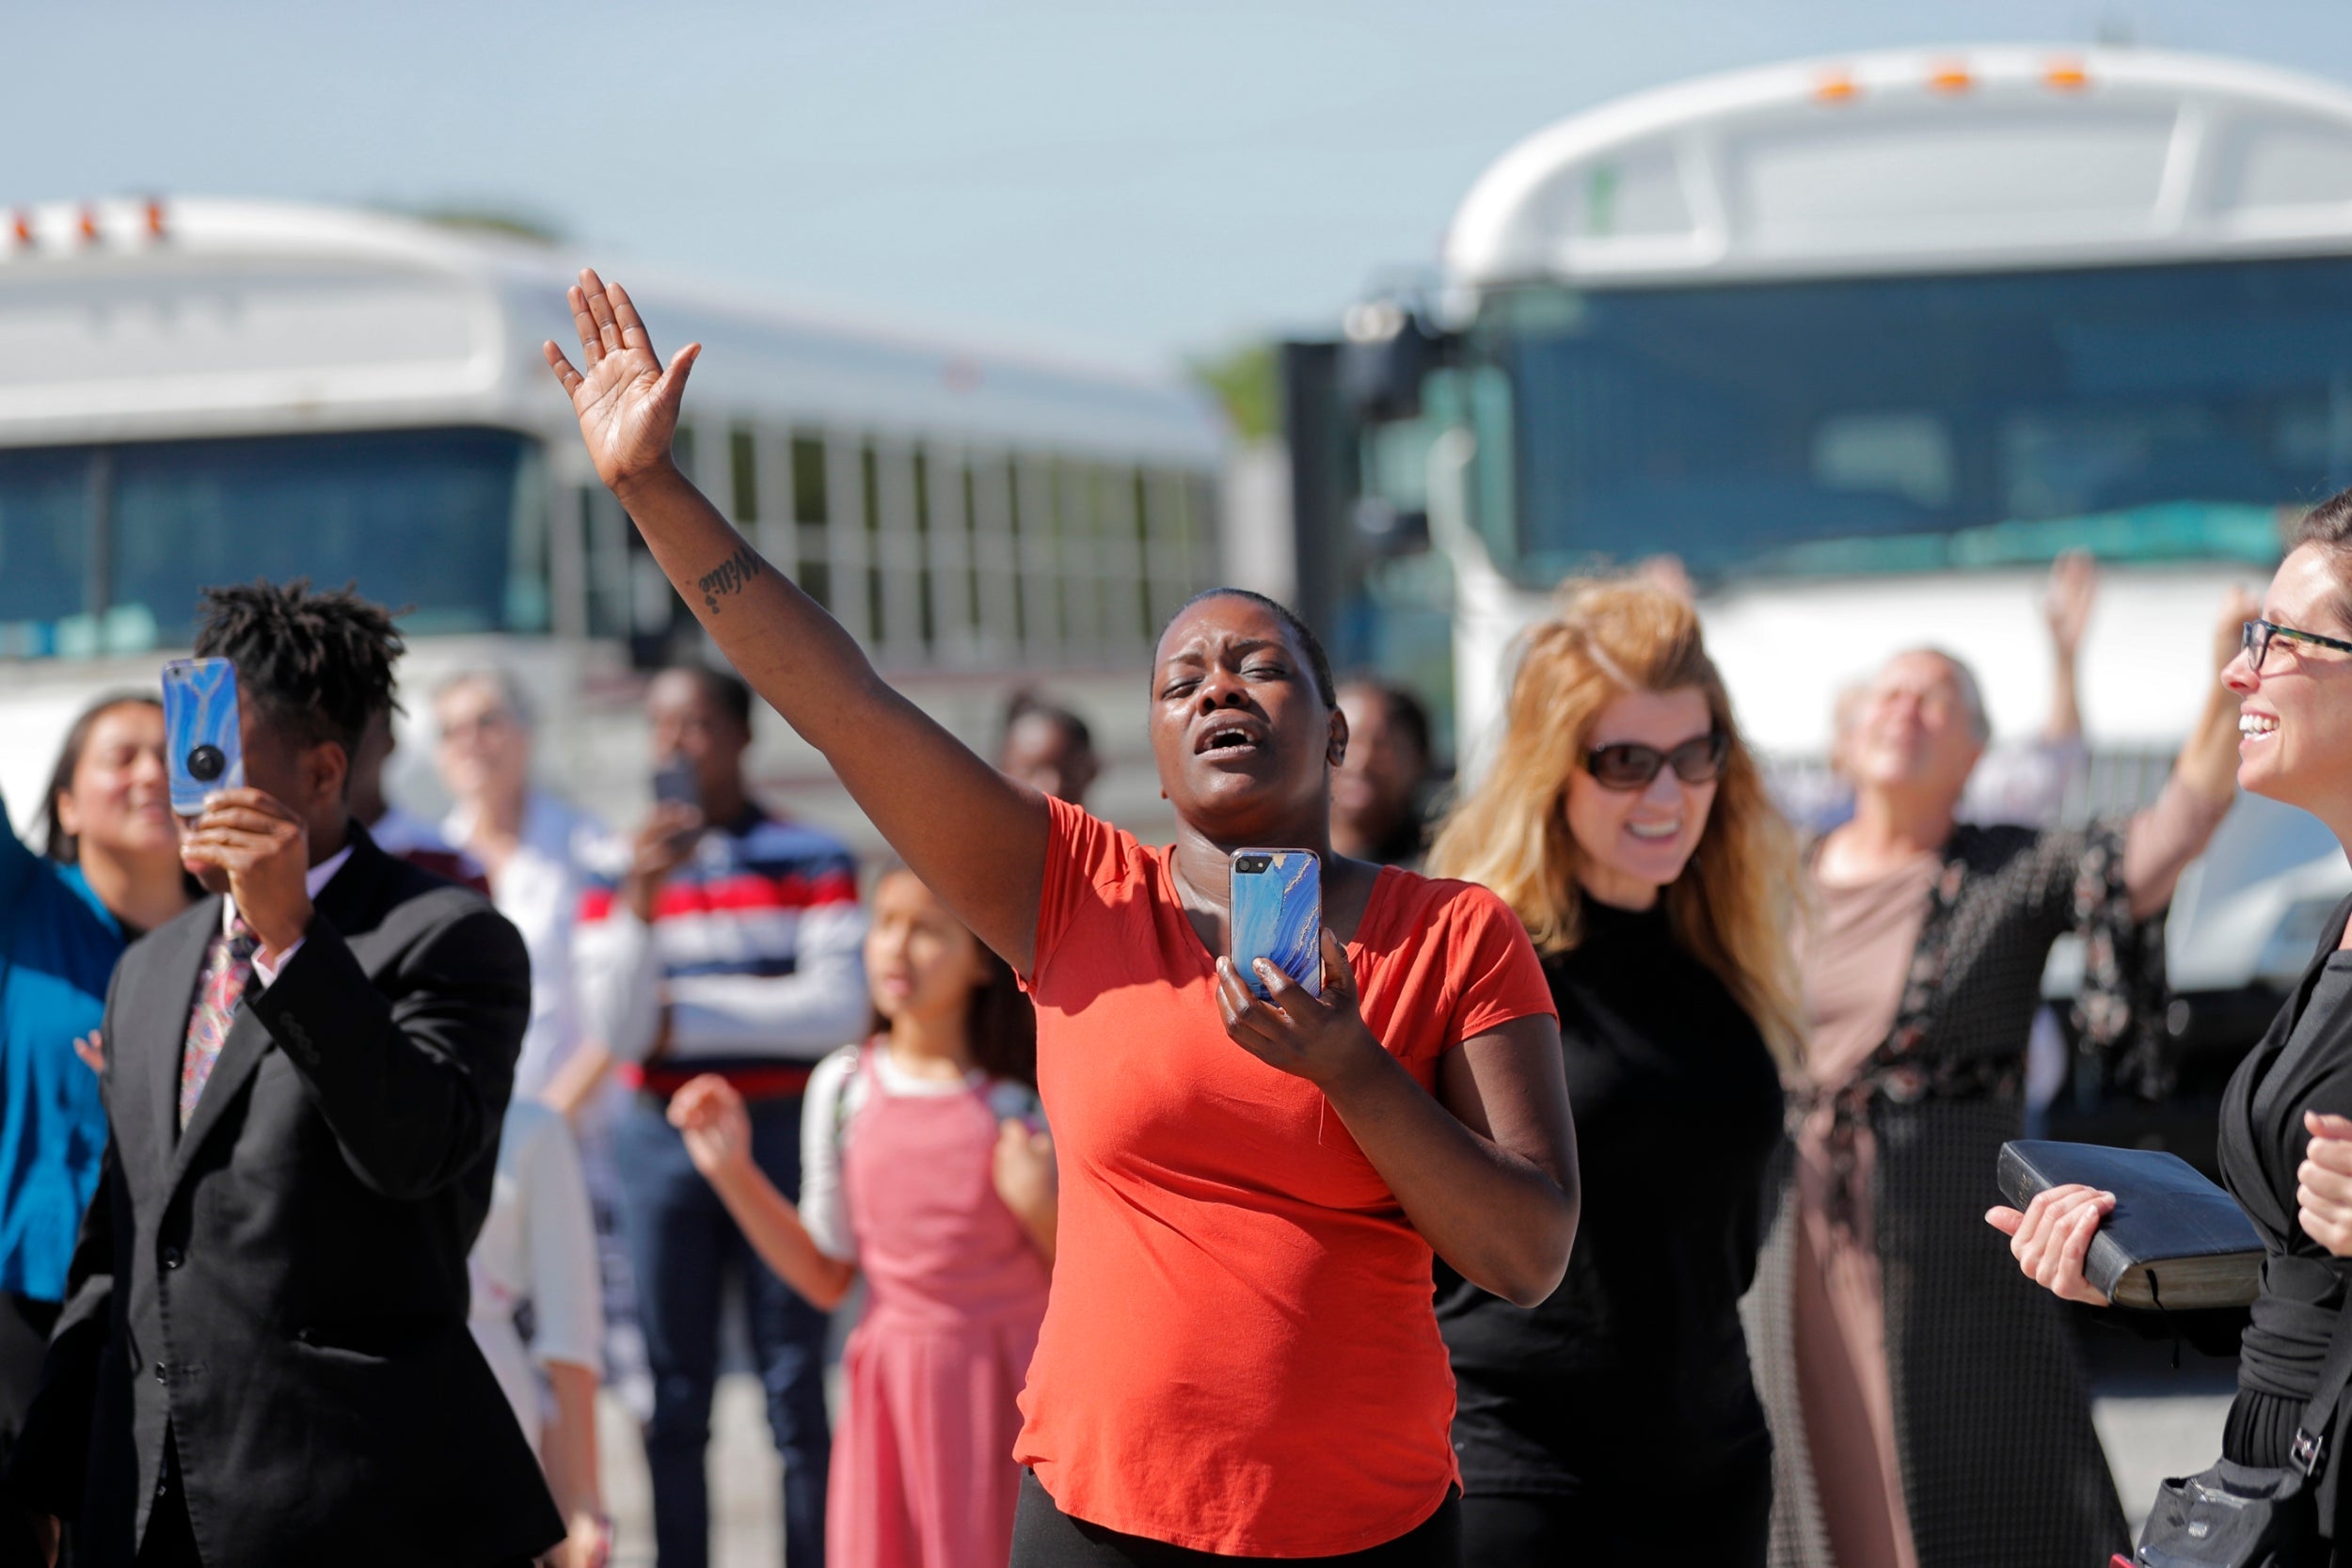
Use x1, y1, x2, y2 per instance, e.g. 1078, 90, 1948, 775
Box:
2242, 618, 2352, 675
1583, 731, 1729, 791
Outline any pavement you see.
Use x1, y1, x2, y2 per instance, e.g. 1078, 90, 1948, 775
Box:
596, 1314, 2242, 1564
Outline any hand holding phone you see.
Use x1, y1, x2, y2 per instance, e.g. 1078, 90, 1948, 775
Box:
652, 755, 702, 813
1230, 849, 1322, 1001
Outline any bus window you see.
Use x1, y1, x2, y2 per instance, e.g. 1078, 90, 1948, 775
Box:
1484, 256, 2352, 582
790, 432, 832, 612
730, 426, 760, 526
582, 483, 632, 641
100, 427, 535, 646
0, 447, 96, 655
861, 441, 886, 650
1813, 412, 1956, 511
912, 446, 939, 652
971, 454, 1020, 657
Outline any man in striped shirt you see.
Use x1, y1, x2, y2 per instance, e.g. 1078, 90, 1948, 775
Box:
579, 664, 866, 1568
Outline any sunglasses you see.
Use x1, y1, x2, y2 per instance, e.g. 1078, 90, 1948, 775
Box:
2243, 618, 2352, 673
1584, 731, 1729, 791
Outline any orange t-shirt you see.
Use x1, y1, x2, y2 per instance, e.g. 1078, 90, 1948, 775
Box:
1013, 800, 1557, 1556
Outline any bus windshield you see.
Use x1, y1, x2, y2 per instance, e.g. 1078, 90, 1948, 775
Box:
1482, 255, 2352, 583
0, 426, 543, 657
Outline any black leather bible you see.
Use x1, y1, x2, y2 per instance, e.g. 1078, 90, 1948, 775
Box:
1996, 1140, 2265, 1309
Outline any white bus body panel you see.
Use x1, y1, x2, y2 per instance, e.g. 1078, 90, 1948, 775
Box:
0, 199, 1222, 847
1447, 46, 2352, 291
0, 198, 1221, 466
1436, 45, 2352, 1006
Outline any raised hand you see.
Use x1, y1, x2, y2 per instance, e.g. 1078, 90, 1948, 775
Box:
2042, 549, 2098, 661
667, 1073, 754, 1182
543, 269, 702, 495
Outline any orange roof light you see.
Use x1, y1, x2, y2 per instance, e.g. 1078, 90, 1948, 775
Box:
9, 211, 31, 247
1815, 71, 1859, 103
1928, 62, 1974, 94
77, 205, 99, 244
146, 197, 167, 240
2045, 59, 2090, 90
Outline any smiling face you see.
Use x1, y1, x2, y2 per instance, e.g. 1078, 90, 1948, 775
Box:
1149, 594, 1341, 845
1563, 687, 1719, 910
2226, 543, 2352, 820
55, 702, 178, 864
864, 868, 991, 1028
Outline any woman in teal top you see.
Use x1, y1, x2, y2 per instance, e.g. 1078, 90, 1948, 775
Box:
0, 694, 190, 1472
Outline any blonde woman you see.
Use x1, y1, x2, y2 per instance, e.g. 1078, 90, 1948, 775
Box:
1429, 579, 1801, 1568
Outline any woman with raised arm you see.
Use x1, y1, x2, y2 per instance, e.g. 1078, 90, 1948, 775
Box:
0, 696, 191, 1510
546, 270, 1577, 1564
1756, 604, 2244, 1568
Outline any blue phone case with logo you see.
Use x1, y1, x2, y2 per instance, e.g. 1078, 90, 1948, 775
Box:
1230, 849, 1322, 1001
162, 657, 245, 816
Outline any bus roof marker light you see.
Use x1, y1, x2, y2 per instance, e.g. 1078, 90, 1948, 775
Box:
77, 205, 100, 245
2045, 60, 2090, 91
146, 198, 168, 242
1814, 71, 1859, 103
9, 210, 32, 249
1928, 62, 1975, 94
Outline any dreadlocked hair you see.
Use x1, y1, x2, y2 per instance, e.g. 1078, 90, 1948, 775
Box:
192, 579, 405, 757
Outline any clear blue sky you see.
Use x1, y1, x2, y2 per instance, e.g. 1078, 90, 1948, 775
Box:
13, 1, 2352, 372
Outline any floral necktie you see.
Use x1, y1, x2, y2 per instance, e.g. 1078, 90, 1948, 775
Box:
180, 915, 259, 1131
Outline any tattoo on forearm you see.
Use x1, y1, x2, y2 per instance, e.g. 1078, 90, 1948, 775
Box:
696, 546, 764, 612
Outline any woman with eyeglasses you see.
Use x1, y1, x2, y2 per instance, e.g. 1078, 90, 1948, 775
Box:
1427, 579, 1802, 1566
1994, 496, 2352, 1563
1749, 600, 2245, 1568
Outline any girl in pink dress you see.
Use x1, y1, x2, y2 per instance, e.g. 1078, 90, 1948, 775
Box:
671, 865, 1057, 1568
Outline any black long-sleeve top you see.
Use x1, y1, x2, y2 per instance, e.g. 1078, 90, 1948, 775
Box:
1436, 898, 1787, 1494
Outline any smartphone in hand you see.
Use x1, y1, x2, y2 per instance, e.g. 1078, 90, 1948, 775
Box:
652, 755, 701, 812
1230, 848, 1321, 1001
161, 657, 244, 816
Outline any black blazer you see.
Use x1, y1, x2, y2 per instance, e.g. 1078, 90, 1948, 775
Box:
9, 826, 563, 1568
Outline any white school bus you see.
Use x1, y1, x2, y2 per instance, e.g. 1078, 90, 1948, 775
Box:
0, 198, 1224, 842
1290, 44, 2352, 1131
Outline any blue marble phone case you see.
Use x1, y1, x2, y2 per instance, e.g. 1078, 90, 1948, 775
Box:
1231, 848, 1322, 1001
161, 657, 245, 816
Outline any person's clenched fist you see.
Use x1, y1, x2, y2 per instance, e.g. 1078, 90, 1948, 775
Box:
2297, 1111, 2352, 1257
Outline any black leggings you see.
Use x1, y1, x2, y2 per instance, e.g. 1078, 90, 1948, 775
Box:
1458, 1446, 1772, 1568
1010, 1470, 1461, 1567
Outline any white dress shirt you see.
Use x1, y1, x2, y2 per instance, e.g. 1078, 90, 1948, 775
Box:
233, 842, 355, 988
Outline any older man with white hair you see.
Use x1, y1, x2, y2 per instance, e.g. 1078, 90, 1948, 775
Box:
1749, 605, 2248, 1568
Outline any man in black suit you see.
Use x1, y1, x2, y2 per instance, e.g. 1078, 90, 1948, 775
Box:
6, 582, 563, 1567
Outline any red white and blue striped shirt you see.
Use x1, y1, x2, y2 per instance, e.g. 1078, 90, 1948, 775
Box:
576, 808, 867, 1100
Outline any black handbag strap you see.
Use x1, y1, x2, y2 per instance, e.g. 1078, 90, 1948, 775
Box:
2291, 1275, 2352, 1477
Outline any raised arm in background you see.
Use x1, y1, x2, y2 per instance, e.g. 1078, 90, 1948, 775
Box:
2042, 550, 2094, 746
545, 274, 1050, 973
2118, 587, 2258, 920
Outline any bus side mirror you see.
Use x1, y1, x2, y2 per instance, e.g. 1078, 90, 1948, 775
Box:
1353, 496, 1430, 561
1338, 300, 1445, 423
